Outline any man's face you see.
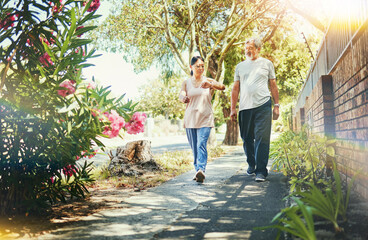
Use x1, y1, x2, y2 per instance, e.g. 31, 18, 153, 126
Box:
245, 41, 259, 60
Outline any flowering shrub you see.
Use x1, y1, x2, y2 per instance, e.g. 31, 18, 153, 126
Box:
125, 112, 147, 134
0, 0, 145, 215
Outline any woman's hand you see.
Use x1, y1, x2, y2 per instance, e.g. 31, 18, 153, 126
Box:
183, 96, 190, 103
200, 80, 212, 89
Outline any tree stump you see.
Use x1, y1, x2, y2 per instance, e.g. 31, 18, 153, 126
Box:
108, 140, 161, 177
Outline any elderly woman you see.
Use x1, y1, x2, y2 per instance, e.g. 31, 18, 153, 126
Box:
179, 56, 225, 183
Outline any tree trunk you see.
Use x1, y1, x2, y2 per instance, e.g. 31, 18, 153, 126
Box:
222, 110, 239, 145
222, 104, 239, 146
108, 140, 161, 177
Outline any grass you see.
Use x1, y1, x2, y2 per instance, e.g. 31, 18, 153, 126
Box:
89, 144, 232, 191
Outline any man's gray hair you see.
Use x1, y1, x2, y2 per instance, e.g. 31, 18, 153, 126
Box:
245, 38, 262, 49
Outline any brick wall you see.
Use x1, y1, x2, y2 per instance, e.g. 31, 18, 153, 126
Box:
293, 25, 368, 199
331, 26, 368, 199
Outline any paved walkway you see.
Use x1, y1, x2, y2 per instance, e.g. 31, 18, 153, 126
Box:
40, 147, 288, 240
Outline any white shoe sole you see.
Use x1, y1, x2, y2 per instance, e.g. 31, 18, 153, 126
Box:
255, 177, 266, 182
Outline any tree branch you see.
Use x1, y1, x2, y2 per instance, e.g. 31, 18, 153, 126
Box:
162, 0, 189, 74
284, 0, 326, 32
262, 9, 285, 43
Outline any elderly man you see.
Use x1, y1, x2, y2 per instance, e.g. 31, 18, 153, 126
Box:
230, 38, 280, 182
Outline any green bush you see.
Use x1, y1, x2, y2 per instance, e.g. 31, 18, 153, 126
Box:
270, 126, 335, 192
259, 197, 317, 240
0, 0, 141, 215
265, 127, 357, 238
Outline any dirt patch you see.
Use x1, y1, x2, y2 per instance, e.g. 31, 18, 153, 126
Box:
0, 185, 140, 239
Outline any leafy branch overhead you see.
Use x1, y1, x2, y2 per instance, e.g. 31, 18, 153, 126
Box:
95, 0, 285, 81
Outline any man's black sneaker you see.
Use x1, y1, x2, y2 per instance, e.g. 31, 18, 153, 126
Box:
246, 166, 256, 175
255, 173, 266, 182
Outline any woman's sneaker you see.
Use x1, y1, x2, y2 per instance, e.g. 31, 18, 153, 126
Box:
195, 170, 205, 183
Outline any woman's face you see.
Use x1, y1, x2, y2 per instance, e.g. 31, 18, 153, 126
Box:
190, 59, 205, 76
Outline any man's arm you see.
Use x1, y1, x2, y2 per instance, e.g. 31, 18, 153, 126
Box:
230, 81, 240, 121
269, 78, 280, 120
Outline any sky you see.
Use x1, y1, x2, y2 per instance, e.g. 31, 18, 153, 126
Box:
83, 51, 160, 101
82, 2, 160, 101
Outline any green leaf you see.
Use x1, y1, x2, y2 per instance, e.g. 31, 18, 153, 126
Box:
326, 146, 335, 157
74, 25, 97, 36
69, 39, 93, 49
68, 121, 72, 134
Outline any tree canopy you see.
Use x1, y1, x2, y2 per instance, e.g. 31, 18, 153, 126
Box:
95, 0, 285, 81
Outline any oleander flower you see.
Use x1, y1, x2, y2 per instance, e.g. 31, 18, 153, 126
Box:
50, 0, 63, 14
0, 13, 16, 30
87, 82, 96, 89
57, 80, 76, 97
62, 165, 76, 177
125, 112, 147, 135
83, 0, 100, 12
39, 52, 53, 67
102, 110, 126, 138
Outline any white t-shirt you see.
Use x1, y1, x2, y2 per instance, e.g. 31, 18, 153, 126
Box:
234, 57, 276, 111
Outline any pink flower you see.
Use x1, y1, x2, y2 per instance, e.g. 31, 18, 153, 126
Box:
0, 13, 16, 30
83, 0, 100, 12
125, 112, 147, 135
39, 52, 53, 67
102, 110, 126, 138
57, 80, 76, 97
75, 47, 85, 56
62, 165, 76, 177
26, 38, 33, 46
87, 82, 96, 89
102, 125, 119, 138
50, 0, 63, 14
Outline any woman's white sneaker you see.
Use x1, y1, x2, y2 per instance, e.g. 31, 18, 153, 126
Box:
195, 170, 205, 183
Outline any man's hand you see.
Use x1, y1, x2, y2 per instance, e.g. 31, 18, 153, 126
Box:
273, 106, 279, 120
230, 109, 237, 121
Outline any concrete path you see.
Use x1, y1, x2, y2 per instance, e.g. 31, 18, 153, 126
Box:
39, 147, 288, 240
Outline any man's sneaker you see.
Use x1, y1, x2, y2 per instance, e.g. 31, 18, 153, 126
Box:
246, 166, 256, 175
192, 175, 197, 181
195, 170, 205, 183
255, 173, 266, 182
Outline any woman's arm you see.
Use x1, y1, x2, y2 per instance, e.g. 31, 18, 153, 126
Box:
179, 80, 190, 103
201, 78, 225, 91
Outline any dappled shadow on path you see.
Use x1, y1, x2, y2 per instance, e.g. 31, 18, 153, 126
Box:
34, 170, 287, 240
154, 172, 287, 240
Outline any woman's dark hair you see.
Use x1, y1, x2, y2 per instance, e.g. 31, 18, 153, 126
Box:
190, 56, 204, 76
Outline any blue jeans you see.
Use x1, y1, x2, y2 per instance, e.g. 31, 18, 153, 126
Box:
238, 99, 272, 177
186, 127, 211, 172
